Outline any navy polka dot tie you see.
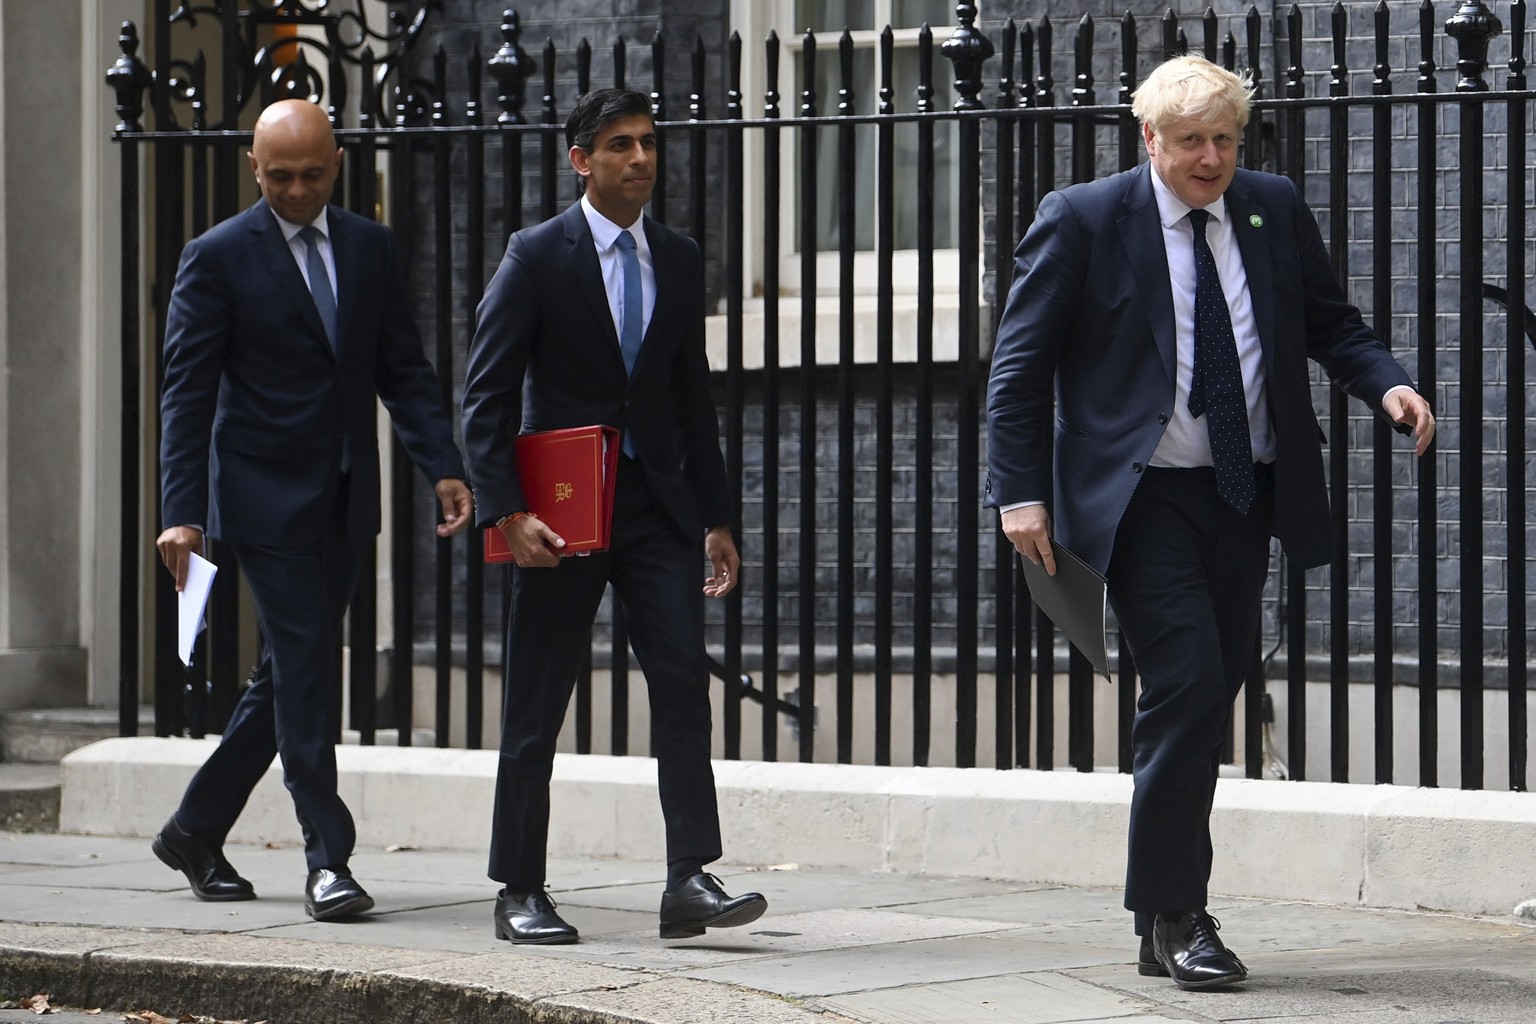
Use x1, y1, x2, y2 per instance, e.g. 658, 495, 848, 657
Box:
1186, 208, 1256, 514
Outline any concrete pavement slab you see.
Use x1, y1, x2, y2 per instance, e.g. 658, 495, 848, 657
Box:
681, 929, 1131, 997
0, 831, 154, 868
891, 884, 1128, 925
546, 976, 861, 1024
814, 973, 1159, 1024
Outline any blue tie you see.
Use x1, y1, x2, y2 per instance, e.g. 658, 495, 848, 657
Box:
614, 230, 643, 375
300, 225, 349, 470
614, 230, 643, 459
299, 225, 339, 356
1186, 209, 1256, 514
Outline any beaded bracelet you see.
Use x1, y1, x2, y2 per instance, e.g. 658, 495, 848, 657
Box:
495, 510, 537, 529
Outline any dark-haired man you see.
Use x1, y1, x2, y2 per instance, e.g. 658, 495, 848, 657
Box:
462, 88, 765, 945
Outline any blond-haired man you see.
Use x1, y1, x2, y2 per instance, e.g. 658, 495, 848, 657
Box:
986, 55, 1434, 988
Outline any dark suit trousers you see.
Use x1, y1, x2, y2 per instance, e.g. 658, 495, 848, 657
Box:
488, 457, 722, 890
174, 475, 365, 873
1106, 466, 1274, 935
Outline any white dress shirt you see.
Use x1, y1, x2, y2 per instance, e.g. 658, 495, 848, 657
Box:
1147, 167, 1275, 467
274, 208, 338, 300
581, 193, 655, 346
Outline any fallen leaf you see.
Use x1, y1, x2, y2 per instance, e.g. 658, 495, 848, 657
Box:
21, 991, 51, 1014
85, 1012, 102, 1017
766, 863, 800, 872
263, 841, 281, 849
384, 844, 417, 853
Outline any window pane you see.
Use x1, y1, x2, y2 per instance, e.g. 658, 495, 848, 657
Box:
892, 44, 957, 115
893, 47, 958, 250
893, 0, 957, 28
795, 47, 877, 251
794, 0, 874, 34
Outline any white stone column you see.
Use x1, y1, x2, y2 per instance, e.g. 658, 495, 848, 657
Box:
0, 0, 142, 712
81, 1, 148, 709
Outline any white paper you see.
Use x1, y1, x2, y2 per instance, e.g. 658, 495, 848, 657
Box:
177, 551, 218, 667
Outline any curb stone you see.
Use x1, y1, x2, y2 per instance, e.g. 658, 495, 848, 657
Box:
0, 924, 850, 1024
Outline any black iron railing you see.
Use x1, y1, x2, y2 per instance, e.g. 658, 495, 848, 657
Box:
106, 1, 1532, 790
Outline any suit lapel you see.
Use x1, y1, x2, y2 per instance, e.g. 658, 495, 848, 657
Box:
563, 204, 626, 368
247, 201, 335, 360
1223, 176, 1276, 374
328, 207, 359, 361
1117, 166, 1177, 389
632, 216, 674, 381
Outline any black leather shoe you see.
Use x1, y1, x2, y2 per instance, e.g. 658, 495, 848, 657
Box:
658, 873, 767, 939
304, 867, 374, 921
151, 817, 255, 902
1151, 910, 1248, 989
1136, 936, 1167, 977
493, 889, 579, 945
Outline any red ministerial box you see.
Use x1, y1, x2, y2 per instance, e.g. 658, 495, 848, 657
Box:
483, 425, 620, 564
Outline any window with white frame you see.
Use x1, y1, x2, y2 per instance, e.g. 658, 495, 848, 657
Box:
788, 0, 960, 254
732, 1, 965, 291
716, 1, 977, 367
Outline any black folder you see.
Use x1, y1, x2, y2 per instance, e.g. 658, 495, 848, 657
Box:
1019, 542, 1110, 679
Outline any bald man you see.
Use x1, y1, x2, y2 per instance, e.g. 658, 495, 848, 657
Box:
153, 99, 471, 921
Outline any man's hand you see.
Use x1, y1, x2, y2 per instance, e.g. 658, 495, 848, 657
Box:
499, 513, 565, 567
703, 526, 740, 598
1382, 388, 1437, 457
1000, 505, 1055, 576
435, 478, 473, 537
155, 525, 205, 592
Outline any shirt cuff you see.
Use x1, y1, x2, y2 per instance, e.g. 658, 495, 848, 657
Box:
999, 500, 1045, 514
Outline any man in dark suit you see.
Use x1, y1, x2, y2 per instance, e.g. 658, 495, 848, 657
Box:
461, 88, 766, 945
154, 99, 471, 921
986, 56, 1435, 988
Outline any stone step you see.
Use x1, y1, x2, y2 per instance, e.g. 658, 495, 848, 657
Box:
0, 706, 154, 764
0, 707, 434, 766
0, 763, 60, 832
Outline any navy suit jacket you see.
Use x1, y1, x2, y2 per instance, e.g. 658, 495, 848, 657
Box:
160, 200, 464, 547
461, 201, 730, 542
985, 164, 1414, 574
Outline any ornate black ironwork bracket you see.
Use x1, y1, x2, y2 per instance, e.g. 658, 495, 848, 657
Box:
109, 1, 441, 132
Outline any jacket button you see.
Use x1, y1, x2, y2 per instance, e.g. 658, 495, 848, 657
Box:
1132, 462, 1143, 473
1157, 413, 1169, 424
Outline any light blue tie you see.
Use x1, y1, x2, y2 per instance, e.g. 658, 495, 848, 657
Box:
299, 226, 339, 356
614, 230, 643, 375
614, 230, 643, 459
